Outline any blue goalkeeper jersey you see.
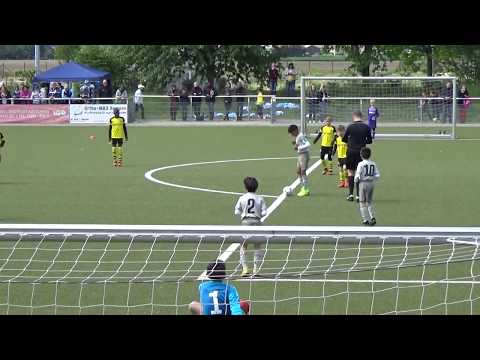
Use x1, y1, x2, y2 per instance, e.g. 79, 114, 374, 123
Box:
198, 280, 244, 315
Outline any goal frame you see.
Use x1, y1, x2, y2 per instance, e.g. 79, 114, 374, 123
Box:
0, 224, 478, 245
300, 76, 458, 140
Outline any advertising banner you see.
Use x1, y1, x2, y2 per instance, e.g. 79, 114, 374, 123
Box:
0, 105, 69, 124
69, 104, 128, 124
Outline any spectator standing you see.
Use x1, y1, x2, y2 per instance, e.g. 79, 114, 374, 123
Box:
0, 85, 11, 104
115, 87, 128, 104
191, 81, 203, 121
62, 85, 72, 104
284, 63, 297, 97
307, 84, 320, 121
256, 87, 264, 119
48, 82, 57, 103
13, 85, 20, 101
429, 89, 440, 122
31, 85, 41, 104
179, 87, 190, 121
168, 84, 179, 121
204, 82, 217, 121
98, 79, 113, 104
318, 84, 328, 120
235, 80, 246, 121
80, 80, 94, 103
134, 84, 145, 120
268, 63, 280, 95
457, 85, 470, 124
224, 82, 233, 121
20, 85, 31, 104
440, 81, 453, 123
418, 91, 432, 121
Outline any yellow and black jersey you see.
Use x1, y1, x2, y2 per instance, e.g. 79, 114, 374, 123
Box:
334, 135, 348, 159
313, 125, 336, 147
109, 116, 128, 140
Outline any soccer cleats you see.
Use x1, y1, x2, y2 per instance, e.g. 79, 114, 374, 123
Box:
338, 180, 345, 188
347, 195, 354, 201
241, 267, 250, 277
297, 187, 310, 197
369, 218, 377, 226
322, 168, 328, 175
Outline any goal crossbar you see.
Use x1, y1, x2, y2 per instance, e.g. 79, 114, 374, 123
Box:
0, 224, 478, 245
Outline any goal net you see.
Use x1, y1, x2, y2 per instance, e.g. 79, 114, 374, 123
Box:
0, 224, 478, 315
300, 76, 457, 140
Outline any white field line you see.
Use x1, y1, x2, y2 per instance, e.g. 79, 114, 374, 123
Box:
261, 158, 323, 223
145, 157, 306, 199
196, 158, 323, 280
197, 243, 241, 281
233, 278, 480, 285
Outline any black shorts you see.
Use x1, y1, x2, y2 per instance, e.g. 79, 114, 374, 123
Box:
112, 138, 123, 147
346, 149, 362, 171
338, 158, 346, 167
320, 146, 333, 161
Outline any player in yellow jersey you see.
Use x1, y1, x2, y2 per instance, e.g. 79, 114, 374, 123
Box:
108, 108, 128, 167
333, 125, 348, 188
313, 115, 336, 175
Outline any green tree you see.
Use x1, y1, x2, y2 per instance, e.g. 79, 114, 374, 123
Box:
435, 45, 480, 83
114, 45, 278, 89
54, 45, 81, 61
324, 45, 392, 76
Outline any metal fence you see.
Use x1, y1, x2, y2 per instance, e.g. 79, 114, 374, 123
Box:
1, 94, 479, 125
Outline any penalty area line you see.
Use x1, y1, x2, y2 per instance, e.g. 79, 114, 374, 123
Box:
196, 158, 323, 280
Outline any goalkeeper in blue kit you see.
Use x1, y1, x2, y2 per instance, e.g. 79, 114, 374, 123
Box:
189, 260, 250, 315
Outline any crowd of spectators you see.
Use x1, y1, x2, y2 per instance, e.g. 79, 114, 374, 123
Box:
167, 80, 254, 121
0, 78, 118, 105
418, 82, 471, 123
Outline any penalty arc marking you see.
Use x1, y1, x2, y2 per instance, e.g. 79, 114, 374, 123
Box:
144, 156, 317, 199
143, 155, 323, 281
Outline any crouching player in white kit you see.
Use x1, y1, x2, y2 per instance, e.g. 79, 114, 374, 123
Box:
354, 147, 380, 226
234, 177, 267, 277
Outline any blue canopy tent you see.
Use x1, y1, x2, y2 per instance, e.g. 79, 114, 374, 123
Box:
32, 61, 111, 83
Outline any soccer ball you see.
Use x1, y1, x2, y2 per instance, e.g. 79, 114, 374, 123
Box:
283, 186, 293, 196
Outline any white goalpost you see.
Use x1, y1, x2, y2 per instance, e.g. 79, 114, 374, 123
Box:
300, 76, 457, 140
0, 224, 478, 315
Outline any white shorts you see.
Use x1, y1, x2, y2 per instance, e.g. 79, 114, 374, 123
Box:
359, 181, 375, 203
297, 152, 310, 172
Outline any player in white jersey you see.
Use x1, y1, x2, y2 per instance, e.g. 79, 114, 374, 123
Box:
354, 147, 380, 226
234, 177, 267, 277
288, 124, 311, 197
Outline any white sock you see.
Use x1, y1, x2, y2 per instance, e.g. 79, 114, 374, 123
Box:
240, 244, 247, 269
302, 175, 308, 188
360, 204, 370, 222
253, 244, 264, 272
367, 204, 375, 219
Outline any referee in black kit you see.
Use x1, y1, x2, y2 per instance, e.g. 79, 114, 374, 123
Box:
343, 111, 373, 202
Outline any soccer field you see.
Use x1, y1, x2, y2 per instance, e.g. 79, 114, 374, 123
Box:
0, 124, 479, 314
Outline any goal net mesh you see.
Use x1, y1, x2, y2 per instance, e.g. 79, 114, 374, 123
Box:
0, 225, 478, 315
301, 77, 457, 140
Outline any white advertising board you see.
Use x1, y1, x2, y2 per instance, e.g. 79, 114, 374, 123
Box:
70, 104, 128, 124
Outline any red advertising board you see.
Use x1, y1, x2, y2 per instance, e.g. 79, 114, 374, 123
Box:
0, 105, 70, 124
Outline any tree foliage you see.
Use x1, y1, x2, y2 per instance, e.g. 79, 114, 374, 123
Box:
324, 45, 393, 76
113, 45, 278, 90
